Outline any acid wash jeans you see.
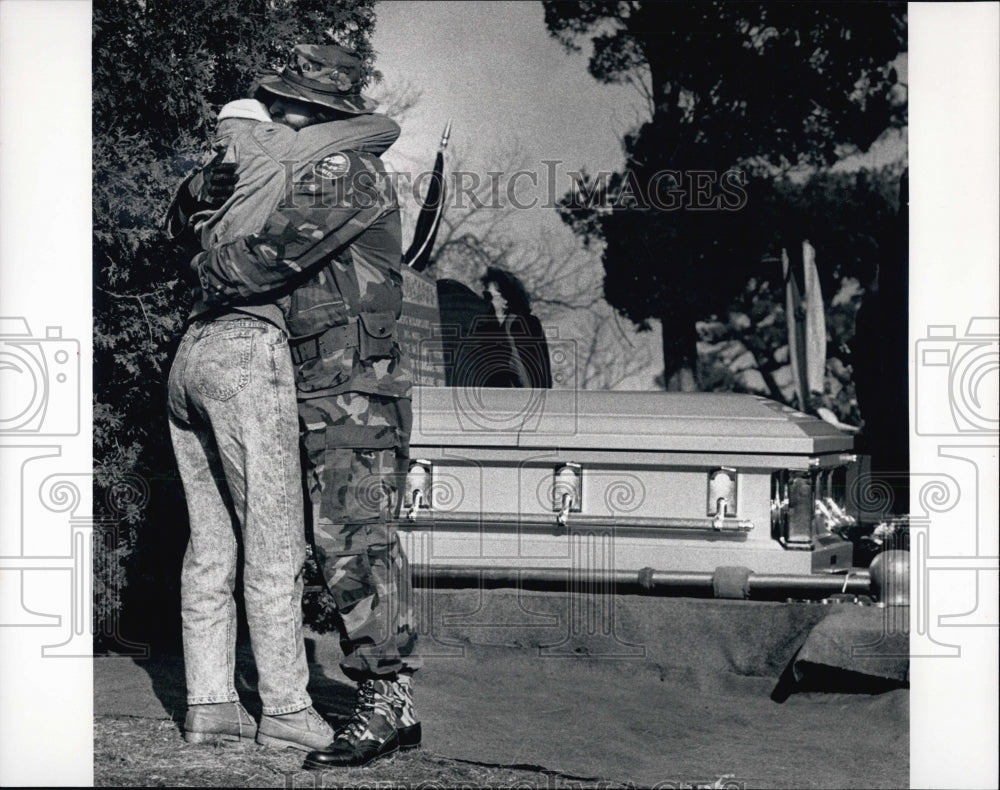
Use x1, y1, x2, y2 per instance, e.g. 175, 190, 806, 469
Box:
167, 316, 311, 715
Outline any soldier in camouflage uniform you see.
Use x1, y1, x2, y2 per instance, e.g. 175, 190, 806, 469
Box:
175, 44, 420, 767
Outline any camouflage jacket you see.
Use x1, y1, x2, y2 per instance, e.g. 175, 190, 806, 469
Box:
192, 126, 412, 401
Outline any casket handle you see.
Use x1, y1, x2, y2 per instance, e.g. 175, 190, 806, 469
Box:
556, 492, 574, 527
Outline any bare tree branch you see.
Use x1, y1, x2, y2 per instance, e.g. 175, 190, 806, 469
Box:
395, 135, 656, 390
368, 77, 423, 125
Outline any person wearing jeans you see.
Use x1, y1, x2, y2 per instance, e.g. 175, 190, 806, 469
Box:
167, 314, 330, 744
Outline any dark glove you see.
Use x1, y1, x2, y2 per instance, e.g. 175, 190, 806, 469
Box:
190, 150, 238, 208
175, 151, 237, 219
167, 152, 239, 240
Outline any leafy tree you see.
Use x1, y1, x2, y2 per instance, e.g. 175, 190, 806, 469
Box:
93, 0, 378, 649
695, 164, 903, 415
543, 1, 906, 389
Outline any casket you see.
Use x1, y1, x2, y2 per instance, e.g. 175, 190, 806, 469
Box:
397, 387, 860, 576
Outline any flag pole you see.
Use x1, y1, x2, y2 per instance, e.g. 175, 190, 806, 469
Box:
403, 120, 452, 271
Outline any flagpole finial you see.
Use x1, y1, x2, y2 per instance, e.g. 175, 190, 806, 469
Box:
440, 119, 452, 150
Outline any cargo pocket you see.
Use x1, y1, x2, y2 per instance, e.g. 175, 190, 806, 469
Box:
322, 433, 393, 523
358, 311, 395, 360
191, 328, 255, 400
294, 344, 354, 393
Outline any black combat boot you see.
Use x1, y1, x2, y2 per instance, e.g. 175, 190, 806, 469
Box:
390, 672, 421, 749
303, 679, 398, 769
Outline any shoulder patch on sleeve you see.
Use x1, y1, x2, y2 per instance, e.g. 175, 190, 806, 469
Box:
314, 152, 351, 180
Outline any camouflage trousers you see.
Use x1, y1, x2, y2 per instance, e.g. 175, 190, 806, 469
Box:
299, 393, 420, 681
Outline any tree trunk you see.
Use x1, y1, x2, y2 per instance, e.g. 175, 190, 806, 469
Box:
660, 309, 698, 392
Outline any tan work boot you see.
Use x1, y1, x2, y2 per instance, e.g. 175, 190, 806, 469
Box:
183, 701, 257, 745
256, 705, 335, 752
303, 680, 398, 769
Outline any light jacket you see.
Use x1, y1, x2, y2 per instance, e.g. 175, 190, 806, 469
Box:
170, 113, 412, 400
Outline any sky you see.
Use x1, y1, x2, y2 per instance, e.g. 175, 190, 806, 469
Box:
371, 2, 908, 211
372, 0, 640, 182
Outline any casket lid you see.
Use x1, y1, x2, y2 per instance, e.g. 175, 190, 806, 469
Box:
410, 387, 854, 455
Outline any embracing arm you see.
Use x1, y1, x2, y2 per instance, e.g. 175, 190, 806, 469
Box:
163, 152, 239, 242
192, 149, 394, 303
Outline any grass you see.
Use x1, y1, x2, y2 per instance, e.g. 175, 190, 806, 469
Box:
94, 715, 623, 788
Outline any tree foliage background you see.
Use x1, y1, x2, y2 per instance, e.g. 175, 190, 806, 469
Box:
693, 165, 903, 418
543, 0, 907, 390
92, 0, 378, 648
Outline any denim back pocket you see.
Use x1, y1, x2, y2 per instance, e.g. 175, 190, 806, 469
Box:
190, 328, 255, 401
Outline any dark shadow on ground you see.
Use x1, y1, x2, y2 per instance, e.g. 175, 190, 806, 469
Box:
132, 653, 187, 726
120, 637, 355, 730
771, 659, 910, 702
302, 638, 355, 725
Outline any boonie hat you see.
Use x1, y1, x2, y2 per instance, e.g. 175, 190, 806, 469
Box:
257, 44, 378, 115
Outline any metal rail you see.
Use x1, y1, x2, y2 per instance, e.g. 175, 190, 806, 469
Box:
411, 564, 873, 598
396, 512, 754, 533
